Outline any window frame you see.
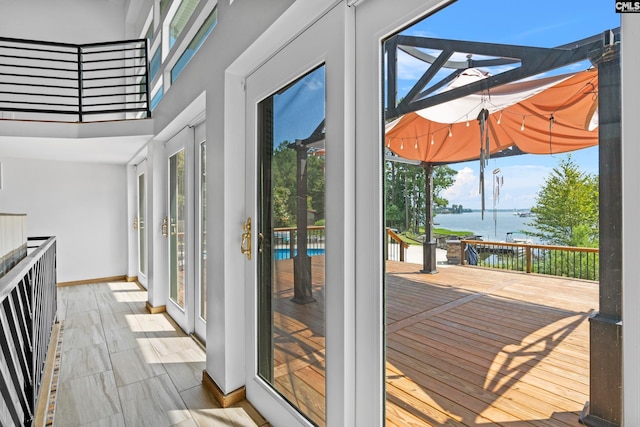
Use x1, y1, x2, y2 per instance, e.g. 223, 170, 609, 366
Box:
170, 6, 218, 83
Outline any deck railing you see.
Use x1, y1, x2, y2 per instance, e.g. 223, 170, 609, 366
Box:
461, 239, 599, 281
0, 236, 57, 427
0, 37, 150, 122
386, 228, 408, 262
273, 226, 325, 260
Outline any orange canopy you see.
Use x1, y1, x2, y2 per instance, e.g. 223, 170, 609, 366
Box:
385, 68, 599, 164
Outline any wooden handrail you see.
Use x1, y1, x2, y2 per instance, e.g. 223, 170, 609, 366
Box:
460, 239, 599, 280
462, 239, 599, 253
387, 229, 409, 249
386, 228, 409, 262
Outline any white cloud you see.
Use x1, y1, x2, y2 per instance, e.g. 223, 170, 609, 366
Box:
304, 77, 324, 91
396, 50, 429, 81
442, 167, 480, 206
442, 164, 552, 210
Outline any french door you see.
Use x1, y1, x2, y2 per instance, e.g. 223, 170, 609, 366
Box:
194, 123, 207, 341
136, 161, 148, 288
167, 129, 191, 331
166, 123, 207, 340
243, 4, 349, 426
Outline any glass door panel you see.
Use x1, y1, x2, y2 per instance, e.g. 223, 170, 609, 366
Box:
138, 173, 146, 277
200, 141, 207, 321
257, 65, 327, 426
194, 124, 208, 341
169, 148, 186, 309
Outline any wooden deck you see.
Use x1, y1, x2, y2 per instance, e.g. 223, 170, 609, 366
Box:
271, 258, 598, 427
385, 261, 597, 427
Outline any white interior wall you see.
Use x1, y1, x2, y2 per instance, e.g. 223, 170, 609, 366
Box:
0, 157, 128, 283
135, 0, 295, 394
622, 14, 640, 425
0, 0, 126, 44
125, 0, 154, 39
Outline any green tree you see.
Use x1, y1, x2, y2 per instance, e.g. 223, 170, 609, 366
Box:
273, 187, 292, 227
528, 155, 599, 247
433, 166, 457, 208
384, 159, 457, 233
272, 141, 326, 227
306, 154, 325, 219
272, 142, 297, 226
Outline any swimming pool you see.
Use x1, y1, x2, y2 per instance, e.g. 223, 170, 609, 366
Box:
274, 248, 325, 260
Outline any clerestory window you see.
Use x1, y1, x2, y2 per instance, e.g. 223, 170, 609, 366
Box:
169, 0, 200, 49
171, 7, 217, 83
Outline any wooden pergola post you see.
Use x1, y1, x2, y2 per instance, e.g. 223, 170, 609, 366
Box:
582, 31, 622, 427
421, 163, 437, 274
291, 141, 315, 304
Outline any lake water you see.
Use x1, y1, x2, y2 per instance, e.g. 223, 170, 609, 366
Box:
433, 210, 539, 243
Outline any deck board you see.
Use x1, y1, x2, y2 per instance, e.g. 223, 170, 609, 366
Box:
270, 257, 597, 426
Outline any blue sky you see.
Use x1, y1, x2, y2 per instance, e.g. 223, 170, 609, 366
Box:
273, 66, 325, 149
397, 0, 619, 210
271, 0, 619, 210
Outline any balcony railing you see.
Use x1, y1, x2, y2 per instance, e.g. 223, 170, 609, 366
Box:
461, 239, 599, 281
0, 37, 150, 122
0, 236, 57, 427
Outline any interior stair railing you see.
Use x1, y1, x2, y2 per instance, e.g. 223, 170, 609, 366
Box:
0, 236, 57, 427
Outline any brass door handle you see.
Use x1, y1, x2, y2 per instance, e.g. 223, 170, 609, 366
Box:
241, 217, 252, 260
162, 217, 168, 237
258, 232, 264, 253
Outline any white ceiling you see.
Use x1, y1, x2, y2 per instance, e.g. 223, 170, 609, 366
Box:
0, 119, 154, 164
0, 135, 151, 164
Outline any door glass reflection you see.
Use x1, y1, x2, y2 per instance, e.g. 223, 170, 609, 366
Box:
257, 65, 327, 426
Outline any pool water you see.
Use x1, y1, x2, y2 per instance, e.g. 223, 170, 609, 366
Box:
274, 248, 325, 260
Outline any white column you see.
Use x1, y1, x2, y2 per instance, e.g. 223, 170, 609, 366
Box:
205, 81, 246, 395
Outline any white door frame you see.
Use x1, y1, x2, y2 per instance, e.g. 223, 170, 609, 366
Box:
136, 159, 148, 288
165, 126, 196, 333
238, 2, 353, 426
193, 121, 207, 342
352, 1, 454, 425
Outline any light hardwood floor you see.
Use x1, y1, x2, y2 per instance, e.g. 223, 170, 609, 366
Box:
52, 281, 269, 427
